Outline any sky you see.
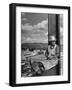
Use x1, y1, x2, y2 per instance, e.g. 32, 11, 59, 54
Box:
21, 12, 48, 43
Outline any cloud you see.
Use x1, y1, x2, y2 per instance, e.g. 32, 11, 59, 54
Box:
21, 18, 48, 31
22, 18, 27, 21
21, 23, 33, 31
34, 19, 48, 29
43, 38, 48, 43
45, 32, 48, 36
21, 19, 48, 43
32, 19, 48, 32
26, 37, 32, 41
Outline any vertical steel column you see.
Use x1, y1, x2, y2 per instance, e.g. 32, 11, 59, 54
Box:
48, 14, 56, 37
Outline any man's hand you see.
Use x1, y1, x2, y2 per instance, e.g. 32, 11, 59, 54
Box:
47, 56, 57, 60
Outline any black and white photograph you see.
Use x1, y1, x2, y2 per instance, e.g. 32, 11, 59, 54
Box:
9, 3, 70, 86
21, 13, 63, 77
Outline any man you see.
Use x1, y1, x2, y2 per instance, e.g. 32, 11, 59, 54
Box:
45, 35, 59, 60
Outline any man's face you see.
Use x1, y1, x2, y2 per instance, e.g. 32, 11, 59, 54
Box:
51, 41, 56, 46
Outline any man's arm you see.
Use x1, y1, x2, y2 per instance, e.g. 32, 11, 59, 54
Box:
45, 49, 49, 57
56, 45, 59, 58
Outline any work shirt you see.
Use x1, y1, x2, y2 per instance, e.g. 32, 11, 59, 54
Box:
45, 44, 59, 60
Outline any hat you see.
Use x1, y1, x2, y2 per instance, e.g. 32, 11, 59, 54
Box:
48, 35, 56, 41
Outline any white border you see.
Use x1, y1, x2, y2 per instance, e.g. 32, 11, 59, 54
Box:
16, 6, 68, 84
